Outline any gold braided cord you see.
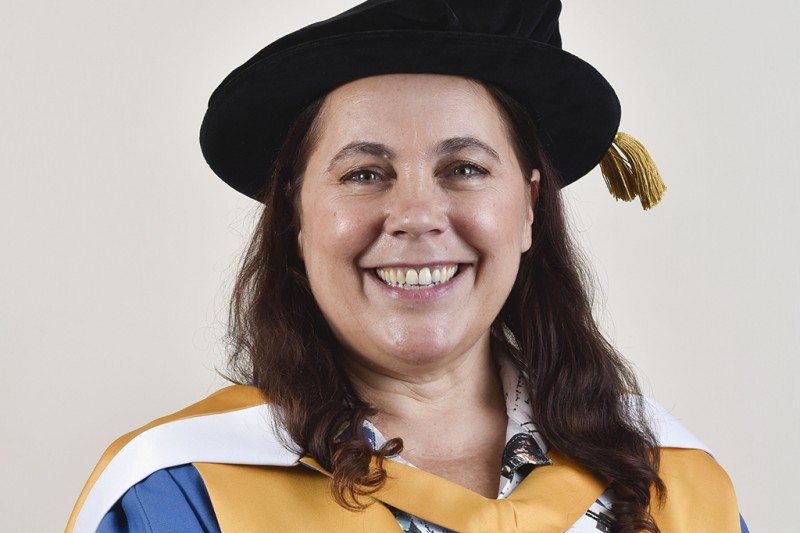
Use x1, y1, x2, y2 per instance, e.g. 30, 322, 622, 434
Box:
599, 132, 667, 210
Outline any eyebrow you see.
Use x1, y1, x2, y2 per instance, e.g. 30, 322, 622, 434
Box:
434, 136, 500, 162
327, 141, 394, 173
325, 136, 500, 173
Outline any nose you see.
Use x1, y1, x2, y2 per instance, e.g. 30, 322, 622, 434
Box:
384, 173, 448, 238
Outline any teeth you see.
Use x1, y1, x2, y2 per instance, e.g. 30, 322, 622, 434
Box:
375, 265, 460, 289
418, 267, 431, 285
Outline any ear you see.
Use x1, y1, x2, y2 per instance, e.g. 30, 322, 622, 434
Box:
521, 169, 540, 252
296, 229, 305, 260
527, 169, 541, 224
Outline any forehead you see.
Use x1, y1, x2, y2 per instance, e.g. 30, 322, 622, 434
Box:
315, 74, 510, 143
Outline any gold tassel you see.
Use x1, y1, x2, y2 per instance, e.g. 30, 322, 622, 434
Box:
599, 132, 667, 210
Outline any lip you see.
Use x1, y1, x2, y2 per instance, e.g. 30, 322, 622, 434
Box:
368, 263, 469, 299
368, 261, 466, 269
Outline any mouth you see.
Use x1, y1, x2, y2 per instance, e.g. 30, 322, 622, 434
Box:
374, 264, 460, 290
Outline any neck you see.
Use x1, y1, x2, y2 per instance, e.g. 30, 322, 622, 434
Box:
342, 338, 506, 436
342, 339, 509, 497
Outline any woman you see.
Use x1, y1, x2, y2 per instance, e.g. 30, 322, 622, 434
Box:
68, 0, 746, 531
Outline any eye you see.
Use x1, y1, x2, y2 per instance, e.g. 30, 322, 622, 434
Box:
449, 162, 489, 178
341, 169, 382, 183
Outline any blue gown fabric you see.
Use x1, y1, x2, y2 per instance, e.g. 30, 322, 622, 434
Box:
98, 465, 219, 533
98, 464, 750, 532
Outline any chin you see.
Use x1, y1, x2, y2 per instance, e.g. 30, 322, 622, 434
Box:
335, 319, 493, 374
377, 330, 487, 370
391, 346, 458, 367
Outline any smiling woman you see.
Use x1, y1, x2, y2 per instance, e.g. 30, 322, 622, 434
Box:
67, 1, 747, 532
299, 76, 535, 373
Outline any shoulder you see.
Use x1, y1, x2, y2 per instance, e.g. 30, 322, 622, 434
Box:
67, 386, 300, 533
654, 448, 742, 531
97, 464, 219, 533
640, 397, 744, 531
640, 396, 712, 453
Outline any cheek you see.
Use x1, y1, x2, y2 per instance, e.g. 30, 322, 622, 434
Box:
455, 193, 531, 253
298, 197, 382, 276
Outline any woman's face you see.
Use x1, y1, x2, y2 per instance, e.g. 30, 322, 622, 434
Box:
297, 74, 537, 376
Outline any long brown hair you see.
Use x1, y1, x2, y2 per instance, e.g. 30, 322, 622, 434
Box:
227, 80, 665, 532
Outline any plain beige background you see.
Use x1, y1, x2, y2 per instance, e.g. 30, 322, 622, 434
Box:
2, 1, 797, 531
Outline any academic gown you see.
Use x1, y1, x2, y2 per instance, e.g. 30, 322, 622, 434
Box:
67, 386, 748, 532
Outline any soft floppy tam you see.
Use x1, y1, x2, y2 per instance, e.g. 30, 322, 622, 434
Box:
200, 0, 665, 208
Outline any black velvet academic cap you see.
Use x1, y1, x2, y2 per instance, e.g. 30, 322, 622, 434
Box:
200, 0, 620, 201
